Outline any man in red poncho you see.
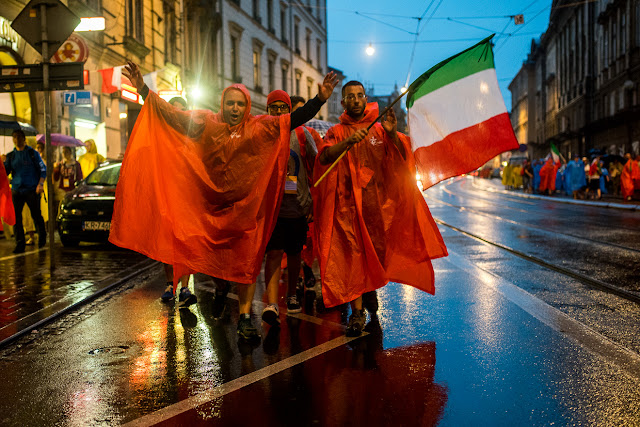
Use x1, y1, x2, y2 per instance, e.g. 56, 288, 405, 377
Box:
621, 152, 640, 201
111, 62, 337, 341
314, 81, 448, 336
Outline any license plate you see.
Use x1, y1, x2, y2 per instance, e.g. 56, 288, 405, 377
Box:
83, 221, 111, 231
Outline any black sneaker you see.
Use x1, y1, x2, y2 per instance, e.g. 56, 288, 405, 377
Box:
287, 295, 302, 314
211, 288, 229, 320
261, 304, 280, 326
178, 287, 198, 308
302, 263, 316, 288
346, 309, 366, 337
12, 245, 25, 254
161, 285, 174, 301
237, 314, 261, 341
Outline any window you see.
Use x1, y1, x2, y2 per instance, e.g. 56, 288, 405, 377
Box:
281, 62, 289, 91
253, 0, 260, 20
307, 78, 313, 101
268, 55, 276, 92
230, 36, 239, 79
294, 19, 300, 52
612, 21, 617, 63
295, 70, 302, 95
306, 29, 311, 62
280, 4, 287, 42
253, 50, 262, 91
621, 13, 626, 54
267, 0, 273, 30
126, 0, 144, 42
164, 1, 177, 64
316, 39, 322, 69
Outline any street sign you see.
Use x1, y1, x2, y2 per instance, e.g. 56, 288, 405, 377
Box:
63, 91, 76, 105
76, 90, 91, 105
10, 0, 81, 60
51, 34, 89, 63
0, 63, 84, 92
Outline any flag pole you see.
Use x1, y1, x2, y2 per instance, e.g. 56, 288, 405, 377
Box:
314, 89, 409, 187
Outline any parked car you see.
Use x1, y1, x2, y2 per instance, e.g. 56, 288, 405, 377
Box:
57, 160, 121, 247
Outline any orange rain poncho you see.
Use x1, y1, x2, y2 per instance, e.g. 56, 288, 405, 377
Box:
621, 158, 640, 199
0, 163, 15, 228
109, 85, 291, 284
313, 103, 448, 307
538, 158, 557, 192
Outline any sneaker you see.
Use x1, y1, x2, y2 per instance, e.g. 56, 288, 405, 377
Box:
161, 285, 174, 301
178, 287, 198, 308
362, 290, 379, 316
12, 245, 25, 254
346, 309, 366, 337
211, 289, 228, 320
25, 237, 34, 245
237, 314, 260, 341
286, 295, 302, 314
261, 303, 280, 326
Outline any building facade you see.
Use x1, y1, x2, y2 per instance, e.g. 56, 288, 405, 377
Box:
0, 0, 185, 159
509, 0, 640, 160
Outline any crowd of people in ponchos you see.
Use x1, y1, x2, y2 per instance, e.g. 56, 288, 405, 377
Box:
499, 153, 640, 201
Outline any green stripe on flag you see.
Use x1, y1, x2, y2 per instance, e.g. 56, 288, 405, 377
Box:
550, 142, 560, 155
406, 35, 495, 109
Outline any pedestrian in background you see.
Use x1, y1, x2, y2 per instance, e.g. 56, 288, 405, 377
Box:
609, 158, 623, 196
261, 90, 317, 327
522, 160, 533, 193
53, 146, 83, 209
585, 156, 602, 200
2, 130, 46, 253
78, 139, 105, 178
621, 153, 640, 201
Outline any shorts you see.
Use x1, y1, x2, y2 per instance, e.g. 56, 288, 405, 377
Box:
265, 216, 309, 255
588, 178, 600, 191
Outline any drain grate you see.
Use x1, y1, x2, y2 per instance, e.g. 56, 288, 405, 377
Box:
88, 345, 129, 355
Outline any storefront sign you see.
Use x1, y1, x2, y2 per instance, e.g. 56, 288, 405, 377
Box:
0, 16, 20, 51
52, 34, 89, 63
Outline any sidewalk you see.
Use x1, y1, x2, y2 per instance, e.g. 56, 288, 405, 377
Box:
0, 234, 154, 348
471, 176, 640, 210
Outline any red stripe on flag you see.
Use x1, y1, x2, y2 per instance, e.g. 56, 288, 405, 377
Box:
415, 113, 518, 189
98, 68, 117, 94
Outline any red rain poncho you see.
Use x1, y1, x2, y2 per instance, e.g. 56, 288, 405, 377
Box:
538, 158, 557, 192
0, 163, 16, 228
109, 85, 291, 284
313, 103, 448, 307
621, 158, 640, 199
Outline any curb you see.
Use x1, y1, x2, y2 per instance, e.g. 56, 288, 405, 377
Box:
469, 176, 640, 211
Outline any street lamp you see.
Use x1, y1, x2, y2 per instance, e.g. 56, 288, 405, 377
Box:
366, 43, 375, 56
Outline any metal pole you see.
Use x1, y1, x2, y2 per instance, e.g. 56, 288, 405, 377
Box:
40, 3, 55, 271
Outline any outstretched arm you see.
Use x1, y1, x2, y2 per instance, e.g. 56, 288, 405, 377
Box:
290, 71, 339, 130
123, 61, 205, 138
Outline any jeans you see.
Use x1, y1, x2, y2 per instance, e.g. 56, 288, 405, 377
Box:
12, 190, 46, 248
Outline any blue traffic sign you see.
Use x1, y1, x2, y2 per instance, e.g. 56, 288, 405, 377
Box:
63, 92, 76, 105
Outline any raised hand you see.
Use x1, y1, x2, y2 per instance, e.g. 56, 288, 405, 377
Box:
317, 71, 339, 102
381, 107, 398, 136
122, 61, 145, 92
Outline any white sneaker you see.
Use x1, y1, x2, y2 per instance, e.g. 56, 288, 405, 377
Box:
261, 303, 280, 326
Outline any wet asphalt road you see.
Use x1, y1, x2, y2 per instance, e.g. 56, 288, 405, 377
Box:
1, 177, 639, 426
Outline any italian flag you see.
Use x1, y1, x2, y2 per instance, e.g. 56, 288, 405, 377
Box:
407, 35, 519, 189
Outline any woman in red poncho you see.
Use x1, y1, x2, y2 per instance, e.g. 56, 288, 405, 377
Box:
110, 62, 337, 341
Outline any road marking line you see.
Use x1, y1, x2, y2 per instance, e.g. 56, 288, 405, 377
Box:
445, 249, 640, 380
123, 334, 360, 427
0, 246, 46, 261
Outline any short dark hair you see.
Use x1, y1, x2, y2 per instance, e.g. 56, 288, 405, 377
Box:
290, 95, 305, 106
169, 97, 187, 108
342, 80, 365, 97
12, 129, 26, 140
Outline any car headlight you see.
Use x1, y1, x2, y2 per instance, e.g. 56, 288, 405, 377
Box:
61, 206, 83, 215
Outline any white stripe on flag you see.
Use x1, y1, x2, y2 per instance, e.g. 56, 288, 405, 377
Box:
408, 68, 506, 150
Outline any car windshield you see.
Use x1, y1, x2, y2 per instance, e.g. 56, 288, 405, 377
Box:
84, 162, 121, 186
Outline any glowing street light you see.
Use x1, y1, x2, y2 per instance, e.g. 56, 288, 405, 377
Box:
365, 43, 375, 56
75, 17, 105, 32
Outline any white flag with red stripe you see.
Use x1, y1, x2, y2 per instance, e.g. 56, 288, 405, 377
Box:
406, 35, 519, 189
